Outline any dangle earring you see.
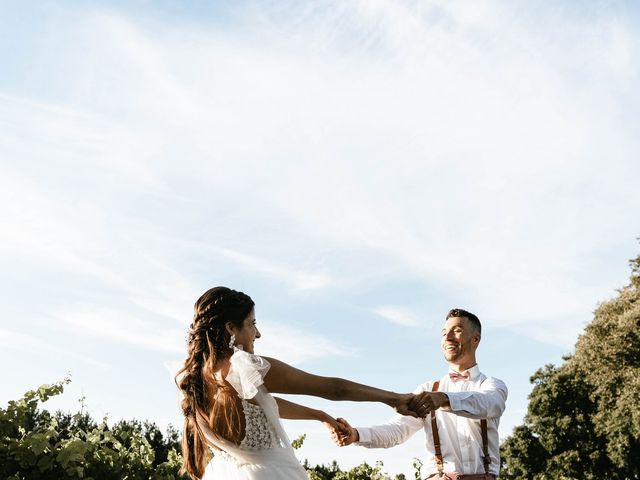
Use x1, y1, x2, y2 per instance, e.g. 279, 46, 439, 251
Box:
228, 334, 236, 349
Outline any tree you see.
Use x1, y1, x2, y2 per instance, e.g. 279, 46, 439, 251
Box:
0, 378, 187, 480
501, 253, 640, 479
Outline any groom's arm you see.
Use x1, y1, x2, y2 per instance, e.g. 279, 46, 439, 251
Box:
335, 414, 424, 449
409, 377, 507, 419
445, 377, 508, 419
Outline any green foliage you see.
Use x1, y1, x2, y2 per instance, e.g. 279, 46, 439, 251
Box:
304, 458, 342, 479
303, 458, 414, 480
501, 253, 640, 480
411, 458, 422, 480
0, 379, 188, 480
332, 461, 387, 480
292, 433, 307, 450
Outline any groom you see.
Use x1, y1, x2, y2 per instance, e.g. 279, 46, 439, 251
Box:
334, 309, 507, 479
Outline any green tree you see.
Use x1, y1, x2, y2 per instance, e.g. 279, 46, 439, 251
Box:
0, 379, 187, 480
501, 253, 640, 479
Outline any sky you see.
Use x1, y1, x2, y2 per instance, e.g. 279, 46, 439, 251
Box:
1, 0, 639, 477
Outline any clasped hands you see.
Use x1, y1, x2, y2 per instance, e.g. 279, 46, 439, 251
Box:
397, 391, 449, 418
325, 392, 449, 447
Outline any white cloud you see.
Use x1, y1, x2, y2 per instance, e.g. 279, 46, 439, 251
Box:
2, 1, 638, 354
48, 307, 351, 366
51, 307, 186, 354
257, 321, 355, 365
0, 329, 111, 370
193, 244, 333, 292
373, 306, 422, 327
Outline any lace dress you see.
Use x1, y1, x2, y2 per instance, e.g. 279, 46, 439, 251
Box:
199, 350, 308, 480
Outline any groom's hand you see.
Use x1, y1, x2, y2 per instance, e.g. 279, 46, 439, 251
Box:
393, 393, 421, 418
332, 417, 358, 446
409, 391, 450, 417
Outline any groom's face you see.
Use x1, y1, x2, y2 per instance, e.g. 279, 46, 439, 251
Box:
441, 316, 479, 364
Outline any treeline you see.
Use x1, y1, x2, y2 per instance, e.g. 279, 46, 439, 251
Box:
2, 253, 639, 480
0, 379, 186, 480
500, 253, 640, 479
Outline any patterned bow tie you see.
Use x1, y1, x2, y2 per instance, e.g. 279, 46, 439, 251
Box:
449, 371, 471, 382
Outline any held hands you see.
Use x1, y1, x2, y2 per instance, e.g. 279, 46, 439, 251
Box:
392, 393, 422, 418
321, 414, 352, 446
390, 392, 451, 418
332, 417, 358, 446
408, 391, 450, 417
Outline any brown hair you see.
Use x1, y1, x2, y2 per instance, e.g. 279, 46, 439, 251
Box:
446, 308, 481, 334
175, 287, 255, 479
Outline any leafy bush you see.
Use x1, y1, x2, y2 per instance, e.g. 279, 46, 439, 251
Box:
0, 378, 187, 480
297, 434, 411, 480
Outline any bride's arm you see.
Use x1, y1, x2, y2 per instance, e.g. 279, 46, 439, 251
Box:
274, 397, 334, 423
274, 397, 346, 439
263, 356, 417, 417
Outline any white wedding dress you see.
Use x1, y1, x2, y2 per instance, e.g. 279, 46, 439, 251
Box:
197, 349, 308, 479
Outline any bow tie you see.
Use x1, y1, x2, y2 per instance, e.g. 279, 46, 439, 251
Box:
449, 371, 471, 382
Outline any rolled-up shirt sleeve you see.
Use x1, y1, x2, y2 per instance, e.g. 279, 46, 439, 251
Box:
446, 377, 508, 419
355, 414, 425, 449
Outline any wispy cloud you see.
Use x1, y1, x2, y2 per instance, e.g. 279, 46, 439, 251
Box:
2, 1, 638, 353
51, 307, 186, 354
0, 329, 111, 370
373, 306, 422, 327
257, 321, 355, 365
49, 306, 352, 367
194, 244, 333, 292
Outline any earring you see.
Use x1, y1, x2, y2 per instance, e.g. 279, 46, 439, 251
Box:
228, 334, 236, 349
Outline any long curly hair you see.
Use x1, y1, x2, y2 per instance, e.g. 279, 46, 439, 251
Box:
175, 286, 255, 480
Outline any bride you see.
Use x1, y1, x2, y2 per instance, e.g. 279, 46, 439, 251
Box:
176, 286, 417, 479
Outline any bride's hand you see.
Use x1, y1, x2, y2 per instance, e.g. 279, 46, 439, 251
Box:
320, 413, 351, 444
334, 417, 358, 446
321, 413, 340, 432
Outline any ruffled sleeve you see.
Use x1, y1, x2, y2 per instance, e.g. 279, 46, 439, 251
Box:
226, 349, 272, 399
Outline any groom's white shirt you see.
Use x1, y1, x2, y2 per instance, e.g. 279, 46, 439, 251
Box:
355, 365, 507, 476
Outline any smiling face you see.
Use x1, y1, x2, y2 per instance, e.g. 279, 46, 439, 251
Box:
441, 316, 480, 369
229, 308, 261, 354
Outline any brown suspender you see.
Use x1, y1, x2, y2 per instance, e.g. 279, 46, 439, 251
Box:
430, 381, 445, 476
429, 380, 491, 477
480, 419, 490, 474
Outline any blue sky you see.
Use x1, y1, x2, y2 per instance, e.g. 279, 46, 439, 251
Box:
1, 0, 639, 476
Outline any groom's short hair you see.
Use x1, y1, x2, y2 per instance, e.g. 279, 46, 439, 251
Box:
446, 308, 481, 334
